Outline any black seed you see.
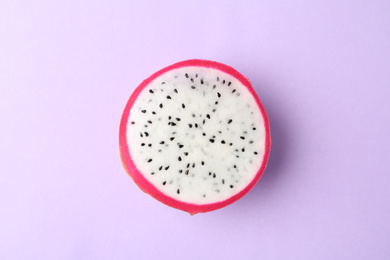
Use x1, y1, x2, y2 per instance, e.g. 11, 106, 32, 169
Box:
188, 124, 193, 128
191, 86, 196, 89
174, 89, 178, 93
228, 119, 233, 124
179, 144, 184, 149
218, 131, 222, 134
159, 166, 163, 171
221, 140, 226, 144
161, 82, 166, 85
215, 101, 218, 105
242, 148, 245, 152
232, 89, 236, 93
158, 149, 162, 152
177, 189, 180, 194
192, 163, 195, 168
201, 161, 205, 165
206, 114, 210, 119
192, 113, 196, 118
209, 139, 215, 143
131, 121, 135, 124
235, 149, 239, 152
240, 136, 245, 140
229, 143, 233, 146
151, 172, 155, 175
254, 151, 258, 155
185, 170, 189, 175
176, 117, 181, 121
141, 110, 146, 113
144, 125, 148, 128
170, 137, 175, 141
222, 80, 225, 84
147, 120, 152, 124
167, 95, 171, 99
212, 109, 216, 112
185, 73, 189, 78
160, 141, 165, 145
228, 82, 231, 86
178, 156, 182, 161
213, 173, 216, 178
222, 179, 225, 184
249, 140, 254, 144
201, 79, 204, 84
203, 119, 206, 124
184, 152, 189, 156
144, 132, 149, 137
195, 124, 198, 128
191, 78, 194, 83
165, 166, 170, 170
209, 172, 212, 176
168, 116, 172, 120
217, 92, 221, 98
179, 170, 183, 173
171, 122, 177, 126
147, 159, 152, 163
149, 89, 154, 94
187, 163, 190, 168
230, 185, 234, 188
141, 143, 145, 146
152, 111, 156, 115
217, 77, 220, 81
234, 165, 237, 168
203, 194, 206, 198
236, 155, 239, 158
202, 133, 206, 136
148, 144, 152, 147
253, 127, 256, 130
213, 85, 216, 89
159, 103, 163, 108
182, 103, 185, 109
163, 181, 166, 185
195, 74, 198, 78
140, 133, 143, 137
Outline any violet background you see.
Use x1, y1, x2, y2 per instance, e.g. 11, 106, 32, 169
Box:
1, 1, 390, 259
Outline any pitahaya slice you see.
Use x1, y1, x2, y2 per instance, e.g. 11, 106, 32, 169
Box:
119, 59, 271, 214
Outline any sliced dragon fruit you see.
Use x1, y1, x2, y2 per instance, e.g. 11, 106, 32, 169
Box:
119, 59, 271, 214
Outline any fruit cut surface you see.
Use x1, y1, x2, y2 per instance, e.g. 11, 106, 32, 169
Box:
120, 60, 270, 214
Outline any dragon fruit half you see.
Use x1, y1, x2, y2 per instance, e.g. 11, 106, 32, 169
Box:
119, 59, 271, 214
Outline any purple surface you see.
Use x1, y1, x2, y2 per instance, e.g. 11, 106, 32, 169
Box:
1, 1, 390, 259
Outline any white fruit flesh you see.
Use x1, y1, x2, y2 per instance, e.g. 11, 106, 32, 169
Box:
126, 66, 266, 204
